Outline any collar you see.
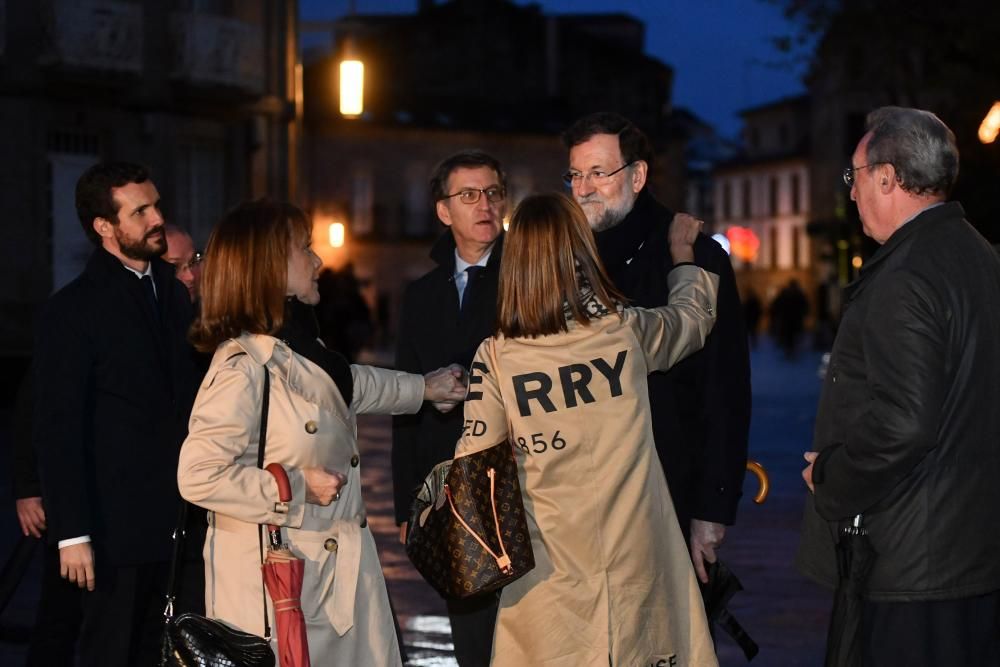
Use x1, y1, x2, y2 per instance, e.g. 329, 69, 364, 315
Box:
454, 245, 493, 278
430, 230, 505, 274
593, 188, 661, 270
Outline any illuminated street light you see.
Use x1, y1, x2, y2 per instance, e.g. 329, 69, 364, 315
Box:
329, 222, 346, 248
340, 60, 364, 117
978, 101, 1000, 144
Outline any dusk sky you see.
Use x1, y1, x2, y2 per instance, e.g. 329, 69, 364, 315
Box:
299, 0, 811, 139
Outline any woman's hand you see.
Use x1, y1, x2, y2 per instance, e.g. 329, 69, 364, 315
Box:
303, 467, 347, 505
424, 364, 468, 409
668, 212, 703, 265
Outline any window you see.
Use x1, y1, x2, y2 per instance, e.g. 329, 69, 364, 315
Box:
791, 173, 802, 214
722, 182, 732, 220
742, 179, 752, 220
769, 176, 779, 217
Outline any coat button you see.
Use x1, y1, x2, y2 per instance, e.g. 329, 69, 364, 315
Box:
304, 420, 318, 434
350, 455, 360, 467
359, 516, 367, 528
324, 538, 338, 552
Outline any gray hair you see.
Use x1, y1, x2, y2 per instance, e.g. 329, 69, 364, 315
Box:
865, 106, 959, 197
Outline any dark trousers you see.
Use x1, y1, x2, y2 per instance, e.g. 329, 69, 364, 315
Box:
25, 544, 83, 667
446, 591, 500, 667
861, 590, 1000, 667
76, 558, 203, 667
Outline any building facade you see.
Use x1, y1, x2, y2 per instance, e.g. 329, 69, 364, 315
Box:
0, 0, 298, 357
301, 0, 685, 350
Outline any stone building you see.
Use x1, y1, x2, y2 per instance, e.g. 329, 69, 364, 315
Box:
0, 0, 298, 361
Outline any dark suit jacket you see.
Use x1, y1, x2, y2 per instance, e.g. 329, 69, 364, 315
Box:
33, 247, 199, 566
596, 189, 751, 533
391, 232, 504, 524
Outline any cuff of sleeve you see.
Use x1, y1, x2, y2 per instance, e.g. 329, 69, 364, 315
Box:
813, 446, 836, 486
58, 535, 91, 549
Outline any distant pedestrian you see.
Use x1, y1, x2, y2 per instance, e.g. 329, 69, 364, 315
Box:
798, 107, 1000, 666
769, 279, 808, 358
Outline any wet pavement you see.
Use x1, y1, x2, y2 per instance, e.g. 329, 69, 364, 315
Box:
0, 337, 832, 665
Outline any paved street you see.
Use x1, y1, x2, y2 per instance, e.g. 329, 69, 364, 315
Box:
0, 337, 831, 665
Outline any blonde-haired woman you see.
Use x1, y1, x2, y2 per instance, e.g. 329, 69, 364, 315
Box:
178, 199, 465, 665
454, 192, 720, 666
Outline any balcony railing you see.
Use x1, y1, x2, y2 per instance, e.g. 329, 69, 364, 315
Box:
42, 0, 143, 72
170, 12, 264, 93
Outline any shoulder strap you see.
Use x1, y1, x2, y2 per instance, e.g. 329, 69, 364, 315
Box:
256, 368, 271, 639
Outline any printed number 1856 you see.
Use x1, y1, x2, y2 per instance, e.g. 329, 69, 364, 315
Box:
515, 431, 566, 454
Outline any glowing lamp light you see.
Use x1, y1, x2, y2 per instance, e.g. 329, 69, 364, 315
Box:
329, 222, 345, 248
851, 255, 863, 269
979, 102, 1000, 144
725, 226, 760, 262
340, 60, 364, 117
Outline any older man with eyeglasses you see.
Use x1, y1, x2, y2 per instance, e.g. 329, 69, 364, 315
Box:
163, 224, 203, 303
392, 150, 507, 667
798, 107, 1000, 666
562, 112, 752, 588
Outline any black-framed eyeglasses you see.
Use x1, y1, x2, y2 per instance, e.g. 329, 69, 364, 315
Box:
440, 186, 506, 205
842, 163, 884, 187
562, 162, 635, 187
172, 251, 203, 275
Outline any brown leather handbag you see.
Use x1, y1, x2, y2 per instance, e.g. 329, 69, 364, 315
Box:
406, 441, 534, 599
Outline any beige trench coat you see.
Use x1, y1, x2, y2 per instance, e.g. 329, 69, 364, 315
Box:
455, 265, 720, 667
178, 333, 424, 667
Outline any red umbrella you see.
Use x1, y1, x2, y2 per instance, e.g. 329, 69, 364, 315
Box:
263, 463, 311, 667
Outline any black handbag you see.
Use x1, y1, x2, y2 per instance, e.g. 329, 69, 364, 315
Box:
406, 440, 534, 599
160, 369, 276, 667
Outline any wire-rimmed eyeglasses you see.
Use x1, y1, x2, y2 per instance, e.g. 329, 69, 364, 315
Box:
440, 186, 506, 205
562, 162, 635, 187
842, 163, 884, 187
172, 251, 203, 275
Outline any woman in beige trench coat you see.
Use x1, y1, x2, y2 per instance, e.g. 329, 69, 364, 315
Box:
453, 193, 720, 666
177, 200, 466, 666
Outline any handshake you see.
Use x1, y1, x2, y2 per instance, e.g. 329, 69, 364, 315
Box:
422, 363, 469, 413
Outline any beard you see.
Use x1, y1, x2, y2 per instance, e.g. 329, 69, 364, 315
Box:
577, 194, 633, 232
116, 226, 166, 261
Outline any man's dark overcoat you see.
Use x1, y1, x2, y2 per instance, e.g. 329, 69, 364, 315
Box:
391, 232, 503, 522
594, 189, 751, 534
797, 202, 1000, 600
33, 247, 199, 566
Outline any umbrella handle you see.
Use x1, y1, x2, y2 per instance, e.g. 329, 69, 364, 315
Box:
746, 460, 770, 504
266, 463, 293, 544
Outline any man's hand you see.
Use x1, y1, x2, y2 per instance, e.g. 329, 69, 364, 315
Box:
399, 521, 408, 545
668, 213, 703, 265
424, 364, 468, 406
303, 467, 347, 506
802, 451, 818, 492
690, 519, 726, 584
60, 542, 96, 591
15, 497, 46, 539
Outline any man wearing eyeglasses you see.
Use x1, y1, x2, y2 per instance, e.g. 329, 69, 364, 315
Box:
562, 112, 751, 587
163, 224, 202, 303
798, 107, 1000, 666
393, 150, 506, 666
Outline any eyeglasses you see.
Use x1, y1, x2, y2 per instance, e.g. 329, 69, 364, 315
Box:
440, 186, 506, 205
562, 162, 635, 187
842, 163, 884, 187
171, 251, 203, 275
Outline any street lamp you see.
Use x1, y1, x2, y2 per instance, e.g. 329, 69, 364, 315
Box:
340, 59, 364, 117
978, 101, 1000, 144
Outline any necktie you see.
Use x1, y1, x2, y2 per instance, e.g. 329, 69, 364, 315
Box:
139, 274, 159, 321
461, 266, 483, 315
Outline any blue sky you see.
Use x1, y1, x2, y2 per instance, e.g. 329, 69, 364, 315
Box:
300, 0, 810, 139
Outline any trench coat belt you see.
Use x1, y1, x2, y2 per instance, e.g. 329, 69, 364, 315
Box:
209, 512, 363, 636
329, 518, 362, 636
